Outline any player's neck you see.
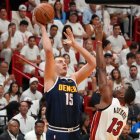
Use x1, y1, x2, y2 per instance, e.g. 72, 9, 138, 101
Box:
119, 100, 125, 106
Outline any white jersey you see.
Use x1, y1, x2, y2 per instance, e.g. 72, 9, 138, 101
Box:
90, 98, 128, 140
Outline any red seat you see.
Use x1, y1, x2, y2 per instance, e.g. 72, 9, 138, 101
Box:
134, 18, 140, 42
83, 96, 93, 123
75, 52, 80, 63
26, 11, 32, 22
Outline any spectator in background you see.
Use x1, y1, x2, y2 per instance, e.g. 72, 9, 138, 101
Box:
39, 25, 62, 53
0, 119, 25, 140
119, 52, 136, 79
0, 84, 7, 126
80, 113, 90, 140
61, 25, 77, 67
13, 100, 36, 135
0, 22, 23, 64
119, 124, 133, 140
63, 54, 75, 77
66, 1, 78, 20
107, 24, 127, 55
103, 13, 118, 37
106, 6, 130, 40
83, 38, 96, 57
133, 51, 140, 76
104, 52, 115, 78
82, 4, 102, 26
48, 0, 63, 6
20, 77, 42, 101
49, 24, 62, 50
110, 68, 125, 91
18, 20, 33, 46
20, 36, 41, 75
0, 7, 10, 36
0, 84, 8, 131
0, 84, 7, 109
24, 120, 46, 140
66, 11, 88, 47
53, 0, 66, 24
27, 0, 39, 12
131, 114, 140, 134
77, 62, 88, 96
0, 61, 15, 93
85, 14, 100, 39
102, 39, 118, 66
128, 103, 140, 125
75, 0, 88, 13
4, 81, 21, 103
12, 4, 34, 33
38, 106, 48, 132
126, 65, 140, 92
120, 42, 139, 65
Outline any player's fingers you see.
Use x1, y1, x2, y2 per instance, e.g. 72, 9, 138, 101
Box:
64, 32, 70, 39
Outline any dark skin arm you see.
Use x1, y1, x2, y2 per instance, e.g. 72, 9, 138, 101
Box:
95, 24, 112, 109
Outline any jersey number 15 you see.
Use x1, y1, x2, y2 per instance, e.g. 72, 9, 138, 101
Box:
65, 93, 73, 106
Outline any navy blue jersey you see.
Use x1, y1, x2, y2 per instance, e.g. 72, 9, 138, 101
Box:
45, 77, 81, 128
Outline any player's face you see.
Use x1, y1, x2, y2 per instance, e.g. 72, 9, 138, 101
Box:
115, 86, 126, 99
55, 57, 67, 76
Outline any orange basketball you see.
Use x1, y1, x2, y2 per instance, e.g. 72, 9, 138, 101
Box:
34, 3, 54, 25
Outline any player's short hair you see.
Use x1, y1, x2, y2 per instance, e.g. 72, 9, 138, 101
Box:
54, 55, 64, 60
124, 86, 135, 105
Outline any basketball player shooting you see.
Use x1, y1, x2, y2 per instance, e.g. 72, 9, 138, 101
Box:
39, 23, 96, 140
90, 24, 136, 140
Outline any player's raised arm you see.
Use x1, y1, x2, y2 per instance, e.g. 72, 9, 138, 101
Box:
95, 24, 112, 106
40, 25, 56, 92
64, 28, 96, 84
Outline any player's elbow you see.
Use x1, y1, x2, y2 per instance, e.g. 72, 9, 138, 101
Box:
89, 57, 96, 69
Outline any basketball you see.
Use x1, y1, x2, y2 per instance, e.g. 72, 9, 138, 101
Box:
34, 3, 54, 25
